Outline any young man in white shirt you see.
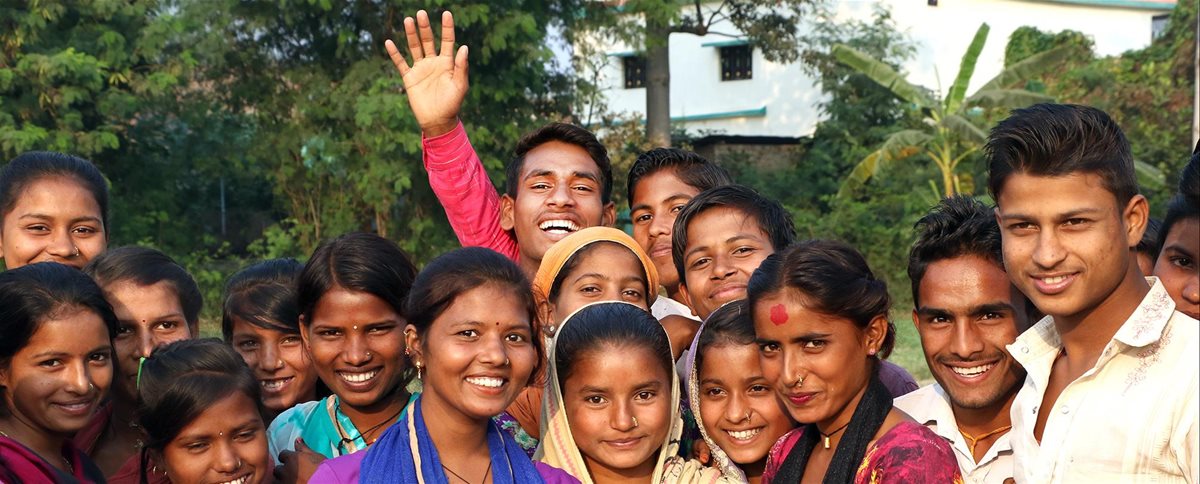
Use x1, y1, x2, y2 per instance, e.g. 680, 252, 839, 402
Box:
987, 103, 1198, 483
896, 195, 1034, 483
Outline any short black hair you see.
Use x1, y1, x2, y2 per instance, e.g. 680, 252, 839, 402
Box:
626, 148, 733, 206
1137, 218, 1162, 259
748, 240, 896, 359
221, 258, 303, 341
1158, 154, 1200, 252
0, 151, 109, 228
84, 246, 203, 328
506, 123, 613, 204
987, 104, 1137, 205
908, 196, 1005, 305
297, 232, 417, 324
671, 184, 796, 280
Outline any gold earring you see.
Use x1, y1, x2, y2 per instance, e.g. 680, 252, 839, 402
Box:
416, 362, 423, 380
632, 416, 639, 428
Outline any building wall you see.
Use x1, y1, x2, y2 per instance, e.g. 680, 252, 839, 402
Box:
594, 0, 1174, 138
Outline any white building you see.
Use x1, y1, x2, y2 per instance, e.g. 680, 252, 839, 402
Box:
593, 0, 1177, 138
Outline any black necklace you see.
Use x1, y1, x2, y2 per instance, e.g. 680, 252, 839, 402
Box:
817, 420, 852, 449
337, 404, 404, 449
442, 460, 492, 484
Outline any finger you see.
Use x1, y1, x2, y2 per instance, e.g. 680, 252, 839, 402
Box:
404, 16, 423, 61
455, 45, 469, 85
416, 10, 437, 61
384, 39, 410, 77
439, 11, 455, 58
295, 439, 314, 453
278, 450, 295, 464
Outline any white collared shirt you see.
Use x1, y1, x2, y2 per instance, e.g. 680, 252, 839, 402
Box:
1008, 278, 1199, 484
895, 383, 1015, 483
652, 294, 699, 321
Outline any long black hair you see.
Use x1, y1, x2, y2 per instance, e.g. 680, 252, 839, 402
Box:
222, 258, 304, 339
135, 339, 262, 484
0, 151, 109, 227
84, 246, 204, 330
298, 232, 417, 325
694, 299, 756, 371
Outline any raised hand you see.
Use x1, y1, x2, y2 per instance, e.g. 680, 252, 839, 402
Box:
385, 10, 469, 138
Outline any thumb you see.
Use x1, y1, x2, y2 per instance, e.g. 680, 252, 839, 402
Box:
295, 438, 316, 454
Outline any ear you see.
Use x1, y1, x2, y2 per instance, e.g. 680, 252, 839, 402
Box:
601, 201, 617, 227
0, 365, 9, 389
1122, 194, 1150, 249
500, 194, 516, 232
404, 323, 422, 365
299, 315, 312, 350
537, 299, 556, 338
910, 309, 920, 334
677, 283, 697, 315
864, 314, 889, 355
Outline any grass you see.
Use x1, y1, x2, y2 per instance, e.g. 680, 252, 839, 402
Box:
888, 310, 934, 386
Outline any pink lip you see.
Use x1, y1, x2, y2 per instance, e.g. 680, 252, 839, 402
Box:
51, 399, 96, 417
1030, 273, 1077, 295
603, 436, 645, 449
649, 242, 672, 259
709, 284, 747, 302
785, 392, 816, 406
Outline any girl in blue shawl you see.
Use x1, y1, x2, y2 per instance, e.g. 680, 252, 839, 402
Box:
310, 248, 577, 483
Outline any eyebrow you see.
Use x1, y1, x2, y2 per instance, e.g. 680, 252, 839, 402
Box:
918, 302, 1015, 318
17, 213, 102, 224
1162, 244, 1196, 258
790, 331, 832, 343
1000, 207, 1103, 221
684, 234, 760, 261
118, 312, 187, 325
524, 169, 601, 184
631, 193, 693, 213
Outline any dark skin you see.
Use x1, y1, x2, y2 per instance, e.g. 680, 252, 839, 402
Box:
89, 399, 144, 475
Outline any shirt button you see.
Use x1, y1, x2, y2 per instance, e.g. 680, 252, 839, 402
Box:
1061, 406, 1070, 414
1021, 346, 1029, 354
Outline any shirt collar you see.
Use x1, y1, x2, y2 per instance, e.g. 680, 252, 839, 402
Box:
1111, 277, 1176, 348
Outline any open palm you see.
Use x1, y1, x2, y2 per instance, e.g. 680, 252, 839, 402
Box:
385, 10, 468, 138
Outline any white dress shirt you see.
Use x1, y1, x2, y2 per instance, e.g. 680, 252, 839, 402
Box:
895, 383, 1015, 483
1008, 278, 1199, 483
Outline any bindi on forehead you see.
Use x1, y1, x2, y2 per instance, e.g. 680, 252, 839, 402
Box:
770, 304, 789, 325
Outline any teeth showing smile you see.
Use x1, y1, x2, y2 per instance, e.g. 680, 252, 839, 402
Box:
726, 427, 762, 441
466, 376, 505, 388
1040, 275, 1068, 284
539, 220, 579, 233
950, 363, 996, 377
261, 377, 293, 391
339, 370, 379, 384
217, 475, 249, 484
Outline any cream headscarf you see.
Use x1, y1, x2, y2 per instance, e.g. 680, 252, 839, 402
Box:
681, 302, 751, 482
534, 301, 733, 484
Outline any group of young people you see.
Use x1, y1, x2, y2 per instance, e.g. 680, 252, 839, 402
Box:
0, 8, 1197, 484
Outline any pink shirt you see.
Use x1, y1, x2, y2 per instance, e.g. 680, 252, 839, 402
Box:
423, 122, 518, 261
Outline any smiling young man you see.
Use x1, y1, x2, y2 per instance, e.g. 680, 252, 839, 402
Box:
895, 196, 1033, 483
386, 10, 614, 277
987, 104, 1198, 482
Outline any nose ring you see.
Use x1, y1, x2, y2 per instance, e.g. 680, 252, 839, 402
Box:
72, 246, 81, 257
504, 357, 510, 366
632, 416, 639, 428
791, 376, 805, 388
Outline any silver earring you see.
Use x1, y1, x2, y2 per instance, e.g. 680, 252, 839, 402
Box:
71, 246, 81, 257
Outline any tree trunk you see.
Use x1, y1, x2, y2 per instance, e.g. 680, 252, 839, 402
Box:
645, 20, 671, 148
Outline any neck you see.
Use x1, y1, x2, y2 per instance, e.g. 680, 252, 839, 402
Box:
664, 284, 683, 303
339, 387, 408, 443
815, 375, 868, 451
1055, 268, 1149, 367
950, 385, 1018, 462
520, 256, 540, 281
0, 415, 66, 468
743, 458, 767, 484
417, 391, 489, 462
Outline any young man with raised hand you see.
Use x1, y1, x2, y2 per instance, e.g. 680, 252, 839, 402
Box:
896, 195, 1033, 483
987, 103, 1198, 482
385, 10, 614, 277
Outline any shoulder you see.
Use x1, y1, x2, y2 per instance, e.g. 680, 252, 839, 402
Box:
878, 360, 919, 398
763, 427, 805, 480
311, 451, 366, 484
269, 399, 323, 432
864, 422, 960, 478
535, 461, 582, 484
892, 384, 946, 422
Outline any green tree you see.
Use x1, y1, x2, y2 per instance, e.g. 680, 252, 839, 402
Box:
576, 0, 818, 147
832, 23, 1070, 199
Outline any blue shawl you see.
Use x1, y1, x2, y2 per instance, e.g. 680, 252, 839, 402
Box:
360, 393, 544, 484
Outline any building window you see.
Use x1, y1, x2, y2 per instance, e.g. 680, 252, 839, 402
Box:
720, 45, 752, 81
1151, 14, 1169, 40
623, 55, 646, 89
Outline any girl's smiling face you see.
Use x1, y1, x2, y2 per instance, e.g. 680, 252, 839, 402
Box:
548, 243, 650, 327
408, 283, 537, 422
0, 176, 106, 270
697, 342, 794, 469
159, 391, 271, 484
562, 344, 671, 480
229, 318, 318, 414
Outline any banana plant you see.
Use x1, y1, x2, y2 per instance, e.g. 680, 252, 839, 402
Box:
832, 23, 1072, 199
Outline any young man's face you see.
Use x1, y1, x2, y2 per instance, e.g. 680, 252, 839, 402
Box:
501, 141, 615, 272
996, 172, 1148, 320
679, 207, 773, 319
912, 256, 1028, 411
630, 169, 702, 292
